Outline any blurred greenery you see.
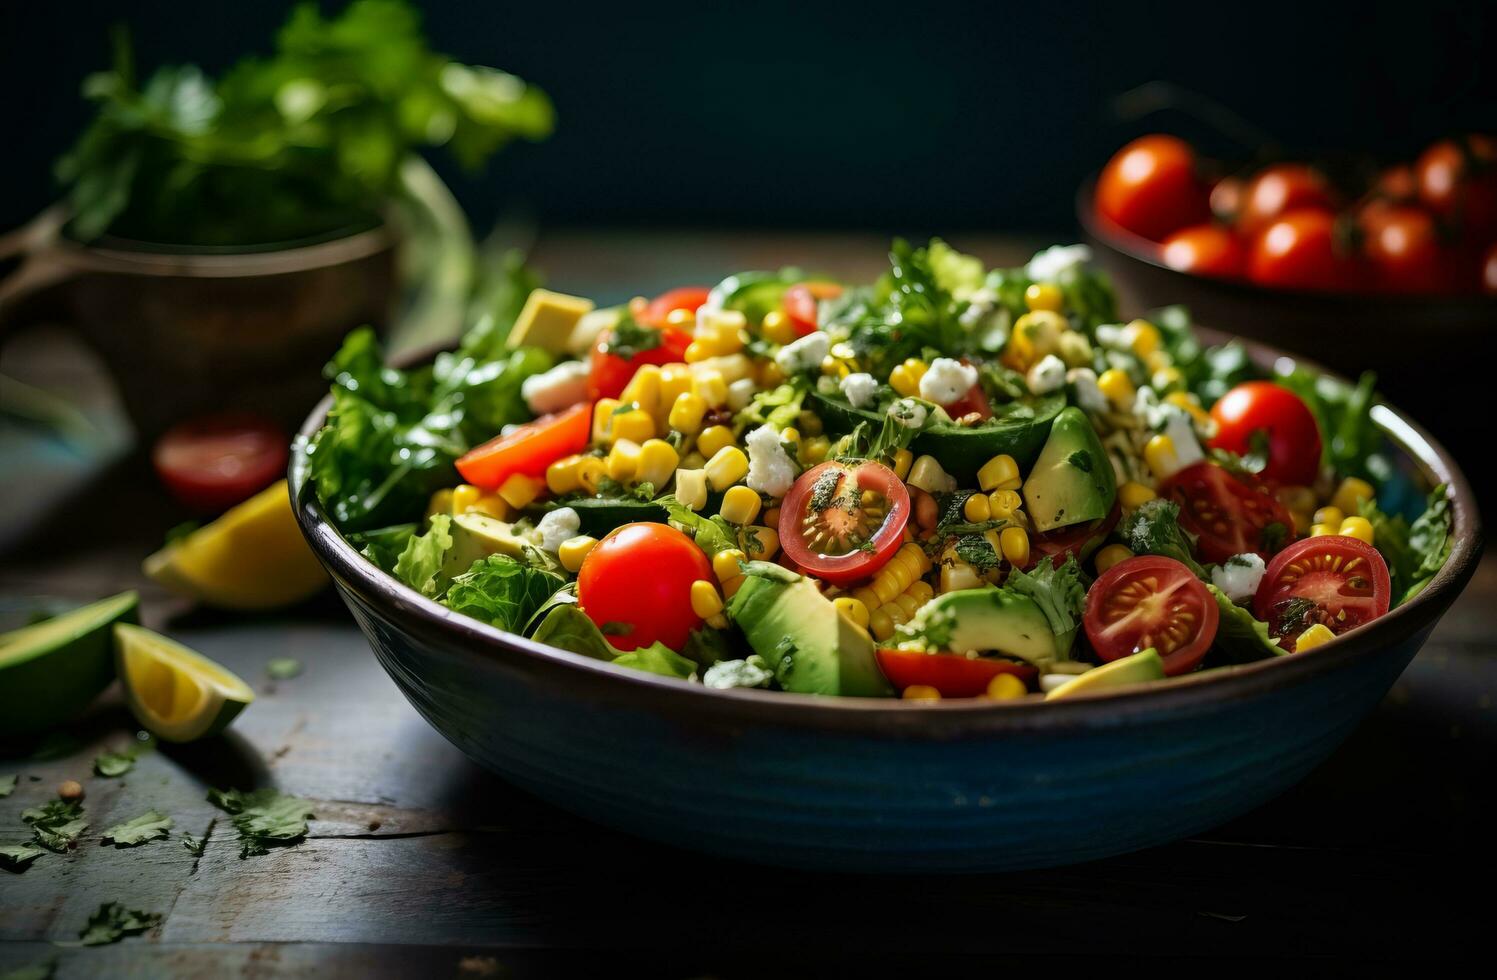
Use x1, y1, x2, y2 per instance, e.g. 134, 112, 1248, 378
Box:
55, 0, 552, 247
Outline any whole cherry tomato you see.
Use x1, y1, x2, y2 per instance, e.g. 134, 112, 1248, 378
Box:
1416, 135, 1497, 246
1358, 203, 1450, 294
1247, 209, 1362, 292
1095, 135, 1210, 241
577, 522, 713, 651
1161, 224, 1247, 279
1237, 164, 1336, 237
1208, 381, 1323, 487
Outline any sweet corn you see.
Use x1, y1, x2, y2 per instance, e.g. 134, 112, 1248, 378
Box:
1165, 391, 1211, 426
610, 408, 655, 445
472, 494, 509, 519
780, 427, 801, 447
989, 489, 1023, 519
668, 391, 707, 435
576, 457, 606, 495
705, 446, 749, 491
1094, 543, 1134, 574
1151, 366, 1184, 392
1097, 368, 1136, 409
1121, 319, 1161, 356
833, 597, 870, 629
1008, 310, 1065, 368
607, 439, 642, 483
664, 307, 696, 330
801, 435, 831, 464
1332, 477, 1374, 516
720, 485, 763, 525
1025, 282, 1064, 313
720, 574, 746, 599
694, 369, 729, 408
986, 673, 1028, 700
636, 439, 680, 487
451, 484, 482, 515
1338, 515, 1375, 545
977, 454, 1021, 492
558, 535, 598, 573
675, 468, 708, 510
963, 493, 991, 523
697, 425, 736, 459
867, 572, 935, 642
619, 365, 662, 419
761, 310, 797, 345
684, 341, 712, 363
690, 580, 725, 620
1144, 434, 1180, 478
547, 455, 592, 495
1118, 481, 1157, 510
796, 411, 824, 436
497, 473, 544, 509
658, 363, 695, 412
999, 526, 1029, 566
892, 448, 914, 480
1295, 623, 1337, 651
1314, 506, 1344, 527
888, 359, 928, 397
762, 506, 781, 528
713, 549, 747, 583
426, 488, 453, 520
695, 320, 745, 357
1310, 523, 1337, 537
902, 684, 942, 701
592, 398, 621, 442
756, 360, 786, 386
741, 524, 780, 561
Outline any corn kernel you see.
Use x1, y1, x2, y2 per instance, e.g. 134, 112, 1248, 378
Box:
1025, 282, 1064, 313
606, 439, 642, 483
558, 535, 598, 573
1094, 543, 1134, 574
694, 369, 729, 408
1313, 506, 1344, 527
1118, 481, 1157, 510
888, 365, 920, 397
720, 485, 763, 525
721, 574, 746, 599
907, 580, 934, 603
1097, 368, 1136, 408
762, 506, 781, 528
1164, 391, 1211, 426
697, 425, 735, 459
451, 484, 482, 514
1338, 515, 1375, 545
742, 524, 780, 561
664, 307, 696, 330
902, 684, 942, 701
780, 427, 801, 446
871, 572, 902, 605
619, 364, 662, 418
1145, 349, 1172, 373
986, 673, 1028, 700
713, 549, 747, 583
834, 597, 870, 628
1152, 367, 1184, 392
592, 398, 621, 442
988, 489, 1023, 518
796, 411, 823, 436
999, 526, 1029, 566
426, 488, 453, 520
756, 360, 785, 386
851, 586, 879, 609
963, 493, 991, 523
1122, 319, 1161, 356
706, 446, 749, 491
761, 309, 796, 345
870, 609, 897, 642
883, 603, 909, 628
610, 408, 655, 445
1010, 311, 1065, 367
1295, 623, 1337, 651
690, 579, 725, 619
1310, 523, 1337, 537
892, 448, 913, 480
977, 454, 1021, 492
894, 592, 923, 620
1332, 477, 1375, 516
471, 494, 509, 520
636, 439, 680, 487
576, 457, 606, 495
802, 436, 831, 464
659, 363, 695, 410
684, 341, 710, 363
498, 473, 543, 509
1144, 434, 1180, 478
674, 468, 708, 511
546, 455, 588, 495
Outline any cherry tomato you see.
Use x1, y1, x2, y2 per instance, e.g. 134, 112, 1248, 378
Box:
1237, 164, 1336, 236
1084, 555, 1219, 676
1159, 462, 1296, 564
153, 413, 289, 513
455, 402, 592, 490
1483, 243, 1497, 295
1358, 204, 1450, 294
782, 281, 842, 336
1373, 164, 1418, 205
1029, 502, 1120, 569
577, 523, 712, 651
874, 649, 1037, 699
944, 379, 993, 423
1095, 135, 1210, 242
1247, 209, 1362, 292
1253, 535, 1391, 652
778, 460, 910, 584
1209, 176, 1244, 224
1208, 382, 1323, 486
639, 286, 711, 327
587, 320, 692, 400
1415, 135, 1497, 246
1161, 223, 1246, 279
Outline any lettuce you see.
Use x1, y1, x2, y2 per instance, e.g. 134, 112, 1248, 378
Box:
530, 605, 694, 679
391, 515, 452, 598
443, 555, 564, 633
1206, 585, 1283, 665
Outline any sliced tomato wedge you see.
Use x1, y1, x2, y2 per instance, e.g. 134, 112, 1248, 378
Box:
1029, 502, 1120, 568
455, 402, 592, 491
778, 460, 910, 584
639, 286, 711, 327
587, 320, 692, 400
1159, 462, 1294, 563
153, 413, 289, 513
943, 379, 993, 422
1084, 555, 1219, 676
875, 648, 1037, 699
781, 281, 842, 336
1253, 535, 1391, 652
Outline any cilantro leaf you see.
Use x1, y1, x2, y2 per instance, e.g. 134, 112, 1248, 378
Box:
442, 554, 564, 633
102, 811, 173, 847
0, 842, 45, 871
600, 311, 662, 360
94, 751, 136, 778
1002, 555, 1087, 657
0, 774, 16, 798
207, 788, 314, 859
78, 902, 162, 946
22, 800, 87, 853
1120, 498, 1208, 580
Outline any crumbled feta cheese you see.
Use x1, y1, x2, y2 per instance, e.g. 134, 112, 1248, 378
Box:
1067, 368, 1109, 413
536, 507, 581, 553
918, 357, 979, 405
726, 377, 757, 412
521, 361, 590, 415
1025, 244, 1092, 282
1211, 553, 1267, 603
774, 331, 829, 376
697, 307, 746, 335
744, 424, 796, 498
839, 372, 879, 409
888, 398, 929, 429
1163, 410, 1205, 470
1026, 354, 1067, 395
1094, 324, 1125, 351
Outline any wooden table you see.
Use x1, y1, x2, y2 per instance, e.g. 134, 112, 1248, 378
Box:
1, 232, 1491, 976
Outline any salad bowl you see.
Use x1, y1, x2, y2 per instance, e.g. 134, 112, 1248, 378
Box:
291, 330, 1481, 873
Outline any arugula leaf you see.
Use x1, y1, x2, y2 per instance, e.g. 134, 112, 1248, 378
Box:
207, 788, 314, 859
1120, 498, 1208, 580
1404, 484, 1452, 601
78, 902, 162, 946
392, 514, 454, 597
0, 842, 45, 871
1002, 555, 1087, 657
657, 496, 738, 556
102, 811, 173, 847
703, 655, 775, 690
443, 555, 564, 632
1206, 585, 1284, 665
0, 774, 15, 798
22, 800, 87, 853
93, 751, 136, 777
530, 605, 692, 678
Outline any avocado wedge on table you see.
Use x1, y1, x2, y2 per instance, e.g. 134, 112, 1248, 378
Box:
0, 591, 138, 737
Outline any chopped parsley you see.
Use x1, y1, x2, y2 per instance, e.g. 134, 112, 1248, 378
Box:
1066, 449, 1093, 473
601, 312, 662, 360
21, 800, 87, 853
94, 749, 137, 777
181, 833, 207, 857
1268, 596, 1318, 639
954, 533, 1000, 571
78, 903, 162, 946
207, 788, 314, 859
0, 842, 45, 871
102, 811, 173, 847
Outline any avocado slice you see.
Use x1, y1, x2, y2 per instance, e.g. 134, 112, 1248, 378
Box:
0, 591, 139, 737
898, 587, 1060, 667
1044, 649, 1165, 700
1021, 406, 1117, 532
444, 513, 538, 580
725, 564, 891, 696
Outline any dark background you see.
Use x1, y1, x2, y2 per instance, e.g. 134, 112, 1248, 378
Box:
5, 0, 1496, 238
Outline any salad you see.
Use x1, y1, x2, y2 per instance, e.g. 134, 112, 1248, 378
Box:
303, 239, 1454, 700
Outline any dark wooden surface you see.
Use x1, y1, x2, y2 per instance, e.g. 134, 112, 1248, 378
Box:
1, 232, 1493, 977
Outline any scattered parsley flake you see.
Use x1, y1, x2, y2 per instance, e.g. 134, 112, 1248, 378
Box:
207, 788, 314, 859
21, 800, 87, 853
0, 774, 16, 797
954, 533, 1000, 571
600, 621, 634, 636
78, 902, 162, 946
1066, 449, 1093, 473
266, 658, 303, 680
602, 314, 663, 360
1258, 521, 1288, 554
181, 833, 206, 857
102, 811, 173, 847
0, 842, 45, 871
94, 751, 136, 778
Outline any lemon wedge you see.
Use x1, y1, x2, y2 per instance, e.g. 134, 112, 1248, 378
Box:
144, 479, 328, 610
114, 623, 255, 742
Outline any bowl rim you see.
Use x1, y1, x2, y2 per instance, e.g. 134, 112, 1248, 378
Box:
291, 327, 1484, 735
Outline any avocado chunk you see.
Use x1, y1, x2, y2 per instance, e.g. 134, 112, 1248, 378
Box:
1022, 406, 1116, 532
507, 288, 596, 353
898, 587, 1060, 668
444, 513, 538, 580
1045, 649, 1165, 700
725, 563, 891, 696
0, 591, 139, 737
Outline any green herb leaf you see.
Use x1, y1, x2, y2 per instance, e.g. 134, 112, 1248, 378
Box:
0, 774, 16, 798
93, 751, 136, 778
657, 495, 738, 556
0, 842, 45, 871
609, 645, 696, 680
601, 311, 662, 360
529, 605, 691, 678
1066, 449, 1093, 473
1002, 555, 1088, 657
266, 658, 303, 680
207, 788, 314, 859
442, 554, 564, 633
1407, 484, 1452, 593
1119, 498, 1208, 580
102, 811, 173, 847
78, 902, 162, 946
22, 800, 87, 853
181, 833, 206, 857
954, 534, 1000, 572
1206, 585, 1284, 665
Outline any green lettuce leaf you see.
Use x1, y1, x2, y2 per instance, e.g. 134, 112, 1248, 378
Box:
1001, 555, 1087, 657
1404, 484, 1452, 602
392, 514, 453, 598
0, 842, 44, 871
657, 496, 738, 556
530, 605, 694, 679
22, 800, 87, 853
443, 555, 564, 633
1206, 585, 1284, 665
1120, 498, 1208, 580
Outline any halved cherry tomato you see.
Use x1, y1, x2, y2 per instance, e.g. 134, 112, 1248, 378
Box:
1207, 382, 1322, 487
1084, 555, 1219, 676
778, 460, 910, 584
1095, 134, 1210, 242
153, 413, 289, 513
1253, 535, 1391, 652
1029, 502, 1120, 568
587, 320, 693, 400
1161, 224, 1246, 279
639, 286, 711, 328
1358, 204, 1450, 294
1415, 135, 1497, 247
1247, 209, 1363, 292
1159, 462, 1295, 564
944, 379, 993, 422
1236, 164, 1336, 236
577, 522, 712, 651
875, 648, 1037, 699
455, 402, 592, 490
781, 281, 843, 337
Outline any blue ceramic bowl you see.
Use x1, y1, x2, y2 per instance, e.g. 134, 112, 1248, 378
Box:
291, 332, 1482, 873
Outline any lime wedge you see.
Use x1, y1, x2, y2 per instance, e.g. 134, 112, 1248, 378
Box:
114, 624, 254, 742
144, 479, 328, 610
0, 592, 139, 737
